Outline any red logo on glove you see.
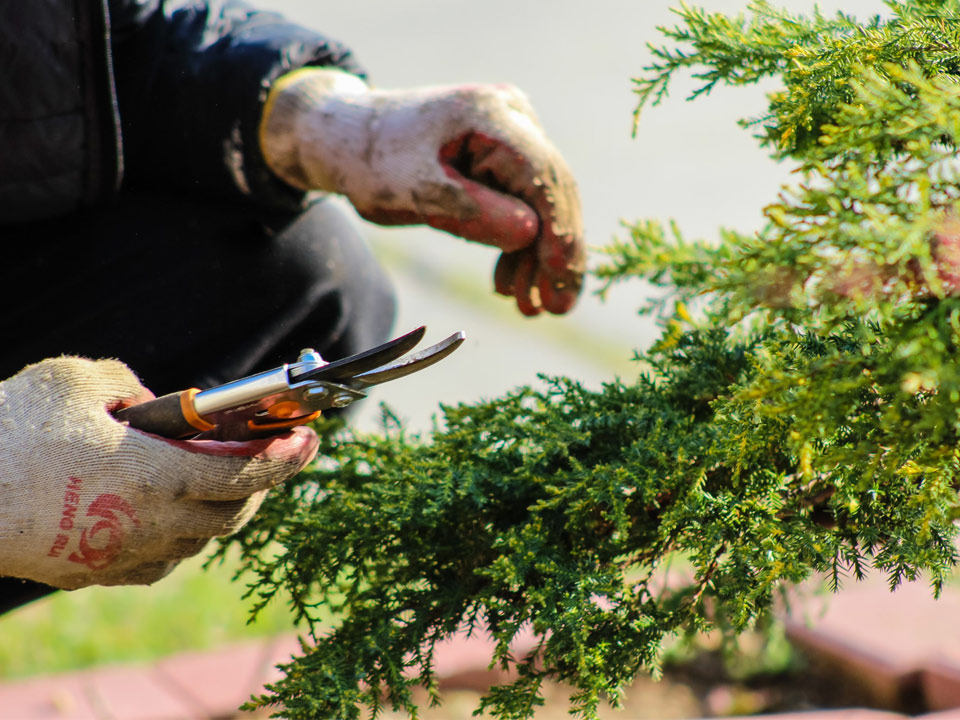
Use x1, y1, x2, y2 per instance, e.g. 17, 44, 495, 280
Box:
67, 493, 141, 571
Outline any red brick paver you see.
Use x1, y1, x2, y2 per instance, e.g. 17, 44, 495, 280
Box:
782, 575, 960, 710
81, 665, 201, 720
0, 673, 102, 719
0, 638, 274, 720
153, 639, 267, 718
923, 661, 960, 713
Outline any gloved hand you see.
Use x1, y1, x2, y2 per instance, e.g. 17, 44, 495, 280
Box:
259, 68, 585, 317
0, 357, 318, 590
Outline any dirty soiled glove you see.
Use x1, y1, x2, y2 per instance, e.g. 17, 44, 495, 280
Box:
259, 68, 585, 317
0, 358, 318, 590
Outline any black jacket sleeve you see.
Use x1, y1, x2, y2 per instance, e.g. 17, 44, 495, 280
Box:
109, 0, 366, 210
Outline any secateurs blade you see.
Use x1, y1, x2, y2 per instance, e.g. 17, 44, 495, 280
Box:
115, 327, 465, 439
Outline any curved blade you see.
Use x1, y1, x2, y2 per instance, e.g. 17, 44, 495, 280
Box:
298, 326, 427, 383
351, 331, 465, 389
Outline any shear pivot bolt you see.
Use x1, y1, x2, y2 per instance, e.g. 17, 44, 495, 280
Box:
303, 387, 329, 401
290, 348, 325, 378
331, 393, 354, 408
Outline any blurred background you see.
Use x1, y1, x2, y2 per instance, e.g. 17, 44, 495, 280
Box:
4, 2, 924, 718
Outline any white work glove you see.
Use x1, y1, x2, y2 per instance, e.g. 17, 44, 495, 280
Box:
259, 68, 585, 317
0, 358, 318, 590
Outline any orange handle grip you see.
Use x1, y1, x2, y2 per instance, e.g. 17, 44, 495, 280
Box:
114, 389, 214, 438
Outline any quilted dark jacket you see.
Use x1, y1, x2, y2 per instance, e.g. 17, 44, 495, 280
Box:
0, 0, 364, 224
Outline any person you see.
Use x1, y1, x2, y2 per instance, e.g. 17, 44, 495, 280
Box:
0, 0, 584, 611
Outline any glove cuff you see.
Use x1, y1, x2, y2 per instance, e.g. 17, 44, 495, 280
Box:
259, 67, 371, 191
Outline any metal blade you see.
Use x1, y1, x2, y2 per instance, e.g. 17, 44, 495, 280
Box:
350, 331, 465, 389
297, 326, 427, 383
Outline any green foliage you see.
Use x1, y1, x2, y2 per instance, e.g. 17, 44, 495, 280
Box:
219, 1, 960, 717
635, 0, 960, 154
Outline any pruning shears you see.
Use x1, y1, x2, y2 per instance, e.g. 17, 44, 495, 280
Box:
116, 327, 465, 440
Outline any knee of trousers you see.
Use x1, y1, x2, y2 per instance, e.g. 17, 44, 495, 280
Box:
266, 197, 398, 360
